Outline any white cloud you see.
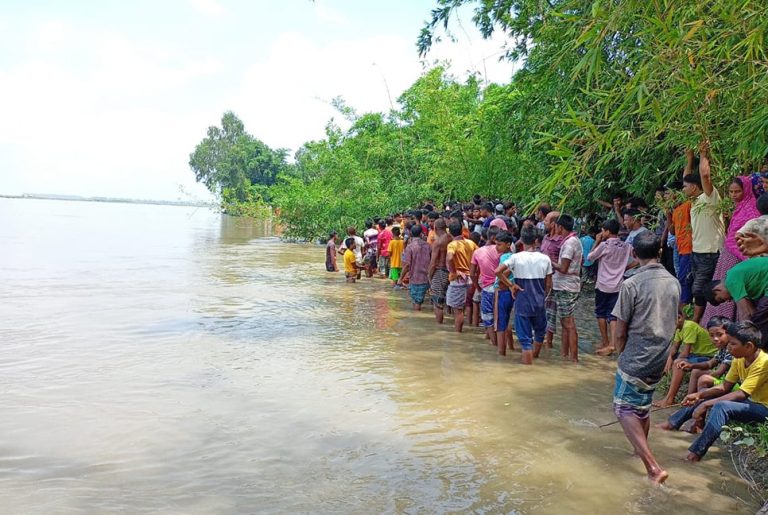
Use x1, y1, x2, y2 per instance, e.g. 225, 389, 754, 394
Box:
229, 19, 514, 157
0, 4, 518, 200
190, 0, 227, 17
312, 1, 351, 26
0, 21, 222, 200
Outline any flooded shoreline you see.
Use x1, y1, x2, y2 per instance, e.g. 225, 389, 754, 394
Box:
0, 198, 761, 513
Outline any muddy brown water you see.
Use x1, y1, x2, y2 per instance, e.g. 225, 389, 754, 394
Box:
0, 198, 761, 513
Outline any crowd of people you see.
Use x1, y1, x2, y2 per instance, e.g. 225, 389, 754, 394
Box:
323, 147, 768, 485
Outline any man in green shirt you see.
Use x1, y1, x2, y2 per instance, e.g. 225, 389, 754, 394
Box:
707, 256, 768, 346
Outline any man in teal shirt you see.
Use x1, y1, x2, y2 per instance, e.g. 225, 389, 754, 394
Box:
707, 256, 768, 346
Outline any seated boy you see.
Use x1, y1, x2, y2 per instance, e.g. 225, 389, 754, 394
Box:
495, 226, 552, 365
653, 316, 731, 408
656, 321, 768, 461
663, 310, 717, 373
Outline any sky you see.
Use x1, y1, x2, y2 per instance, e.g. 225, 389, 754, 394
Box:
0, 0, 515, 201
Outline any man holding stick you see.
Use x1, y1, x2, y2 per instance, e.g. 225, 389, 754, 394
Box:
611, 231, 680, 485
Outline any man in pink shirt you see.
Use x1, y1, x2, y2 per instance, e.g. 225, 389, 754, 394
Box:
587, 219, 632, 355
470, 228, 504, 350
377, 218, 393, 279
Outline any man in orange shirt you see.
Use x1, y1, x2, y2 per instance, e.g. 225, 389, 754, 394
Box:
446, 220, 478, 332
671, 181, 693, 309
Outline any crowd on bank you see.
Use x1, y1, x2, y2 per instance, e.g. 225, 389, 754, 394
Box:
323, 147, 768, 484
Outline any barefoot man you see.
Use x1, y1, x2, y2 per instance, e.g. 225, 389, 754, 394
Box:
428, 218, 451, 324
611, 231, 680, 485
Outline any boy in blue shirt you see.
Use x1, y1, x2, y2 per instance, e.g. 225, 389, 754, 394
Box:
495, 226, 553, 365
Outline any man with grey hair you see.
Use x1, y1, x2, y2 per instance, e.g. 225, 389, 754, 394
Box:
611, 231, 680, 485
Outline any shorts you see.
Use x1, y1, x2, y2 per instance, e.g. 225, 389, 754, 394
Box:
692, 252, 719, 306
677, 253, 693, 304
409, 283, 429, 305
545, 293, 558, 334
430, 269, 449, 307
612, 369, 657, 419
554, 290, 579, 318
446, 279, 468, 309
495, 289, 514, 332
594, 289, 619, 322
514, 311, 546, 350
480, 286, 495, 327
378, 255, 390, 274
674, 353, 713, 364
389, 267, 402, 281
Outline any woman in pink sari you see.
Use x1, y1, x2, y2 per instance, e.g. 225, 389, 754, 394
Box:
702, 175, 762, 322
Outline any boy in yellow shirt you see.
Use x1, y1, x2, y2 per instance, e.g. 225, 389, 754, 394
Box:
657, 321, 768, 460
343, 238, 360, 283
387, 227, 404, 287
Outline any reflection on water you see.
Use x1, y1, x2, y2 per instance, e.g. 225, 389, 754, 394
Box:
0, 198, 761, 513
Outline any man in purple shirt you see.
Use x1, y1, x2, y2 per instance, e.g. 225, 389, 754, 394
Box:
401, 224, 432, 311
587, 219, 632, 355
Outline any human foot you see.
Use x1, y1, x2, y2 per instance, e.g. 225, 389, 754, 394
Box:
648, 469, 669, 485
654, 422, 674, 431
685, 452, 701, 462
596, 346, 615, 356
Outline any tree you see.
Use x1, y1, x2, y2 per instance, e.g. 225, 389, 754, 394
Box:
189, 111, 288, 202
419, 1, 768, 207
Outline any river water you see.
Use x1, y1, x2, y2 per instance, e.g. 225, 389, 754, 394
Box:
0, 198, 761, 513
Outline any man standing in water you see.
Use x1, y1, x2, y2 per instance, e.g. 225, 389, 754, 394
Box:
612, 231, 680, 485
401, 224, 432, 311
446, 220, 478, 332
428, 218, 451, 324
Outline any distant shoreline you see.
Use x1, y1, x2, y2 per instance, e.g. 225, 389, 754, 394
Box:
0, 193, 213, 208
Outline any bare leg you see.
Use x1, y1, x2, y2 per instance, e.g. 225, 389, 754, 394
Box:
653, 359, 685, 407
472, 302, 480, 327
545, 330, 554, 349
696, 374, 716, 392
454, 308, 465, 333
521, 349, 533, 365
533, 341, 543, 359
496, 330, 506, 356
693, 305, 704, 324
434, 306, 444, 324
618, 414, 668, 485
487, 327, 498, 348
597, 318, 610, 349
566, 317, 578, 362
506, 328, 515, 351
687, 369, 706, 395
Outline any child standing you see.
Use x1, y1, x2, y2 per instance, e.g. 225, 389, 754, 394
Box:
495, 226, 553, 364
588, 219, 632, 355
387, 227, 404, 287
343, 238, 359, 283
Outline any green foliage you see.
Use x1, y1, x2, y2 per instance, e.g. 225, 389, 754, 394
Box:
721, 423, 768, 459
189, 111, 289, 202
419, 0, 768, 209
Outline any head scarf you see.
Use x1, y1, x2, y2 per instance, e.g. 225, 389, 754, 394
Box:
726, 175, 761, 259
